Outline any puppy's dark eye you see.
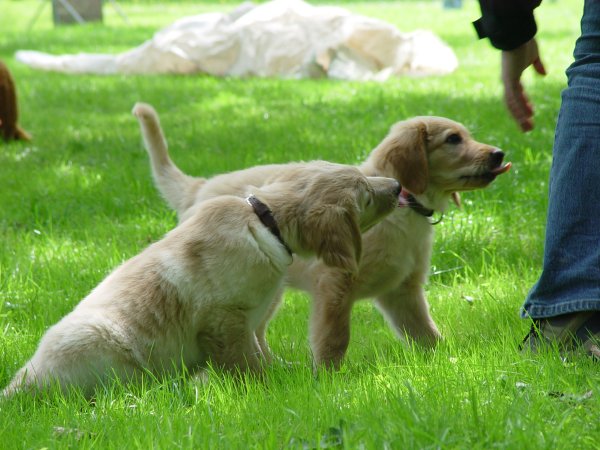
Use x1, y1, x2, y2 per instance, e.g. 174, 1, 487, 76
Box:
445, 133, 462, 145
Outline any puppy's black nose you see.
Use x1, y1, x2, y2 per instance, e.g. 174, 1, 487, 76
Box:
490, 148, 505, 167
393, 180, 401, 196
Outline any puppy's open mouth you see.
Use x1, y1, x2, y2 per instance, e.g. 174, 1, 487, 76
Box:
461, 161, 512, 183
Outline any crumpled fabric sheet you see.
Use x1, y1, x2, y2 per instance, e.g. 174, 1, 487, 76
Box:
15, 0, 458, 80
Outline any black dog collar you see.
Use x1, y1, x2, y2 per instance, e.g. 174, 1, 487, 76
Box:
400, 189, 443, 225
246, 195, 293, 256
405, 193, 434, 218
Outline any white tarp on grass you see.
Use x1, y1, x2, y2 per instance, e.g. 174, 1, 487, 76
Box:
16, 0, 458, 81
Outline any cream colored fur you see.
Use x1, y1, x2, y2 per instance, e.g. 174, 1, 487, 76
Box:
2, 135, 400, 397
132, 103, 510, 369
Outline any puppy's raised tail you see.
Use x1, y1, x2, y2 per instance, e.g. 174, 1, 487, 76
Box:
132, 102, 204, 216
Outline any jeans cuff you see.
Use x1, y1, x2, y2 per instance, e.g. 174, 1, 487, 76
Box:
520, 299, 600, 319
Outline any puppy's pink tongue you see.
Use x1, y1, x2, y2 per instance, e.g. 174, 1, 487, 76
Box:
398, 188, 410, 207
491, 162, 512, 175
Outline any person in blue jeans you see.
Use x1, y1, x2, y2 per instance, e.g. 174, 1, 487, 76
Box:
473, 0, 599, 358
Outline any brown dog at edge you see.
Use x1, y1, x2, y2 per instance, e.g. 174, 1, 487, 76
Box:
0, 60, 30, 142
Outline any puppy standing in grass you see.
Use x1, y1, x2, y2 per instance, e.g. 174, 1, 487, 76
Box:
2, 104, 400, 397
134, 103, 511, 369
0, 60, 30, 141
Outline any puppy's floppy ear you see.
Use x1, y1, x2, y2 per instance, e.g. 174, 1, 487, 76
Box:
304, 205, 362, 276
382, 122, 428, 195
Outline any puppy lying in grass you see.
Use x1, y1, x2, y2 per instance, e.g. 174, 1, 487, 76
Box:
2, 106, 400, 397
0, 60, 30, 141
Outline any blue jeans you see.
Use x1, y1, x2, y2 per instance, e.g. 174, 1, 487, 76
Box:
522, 0, 600, 318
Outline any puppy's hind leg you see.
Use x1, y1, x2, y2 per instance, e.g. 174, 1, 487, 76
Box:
374, 281, 442, 348
254, 287, 285, 364
201, 312, 264, 376
1, 364, 38, 398
132, 102, 204, 218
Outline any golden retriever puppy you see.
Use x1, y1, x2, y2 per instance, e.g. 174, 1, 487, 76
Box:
133, 103, 511, 369
293, 118, 510, 367
0, 60, 30, 141
2, 150, 400, 397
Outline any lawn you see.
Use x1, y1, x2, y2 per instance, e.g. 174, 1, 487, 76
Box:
0, 0, 597, 448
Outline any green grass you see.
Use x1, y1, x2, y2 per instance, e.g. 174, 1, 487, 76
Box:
1, 0, 597, 448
